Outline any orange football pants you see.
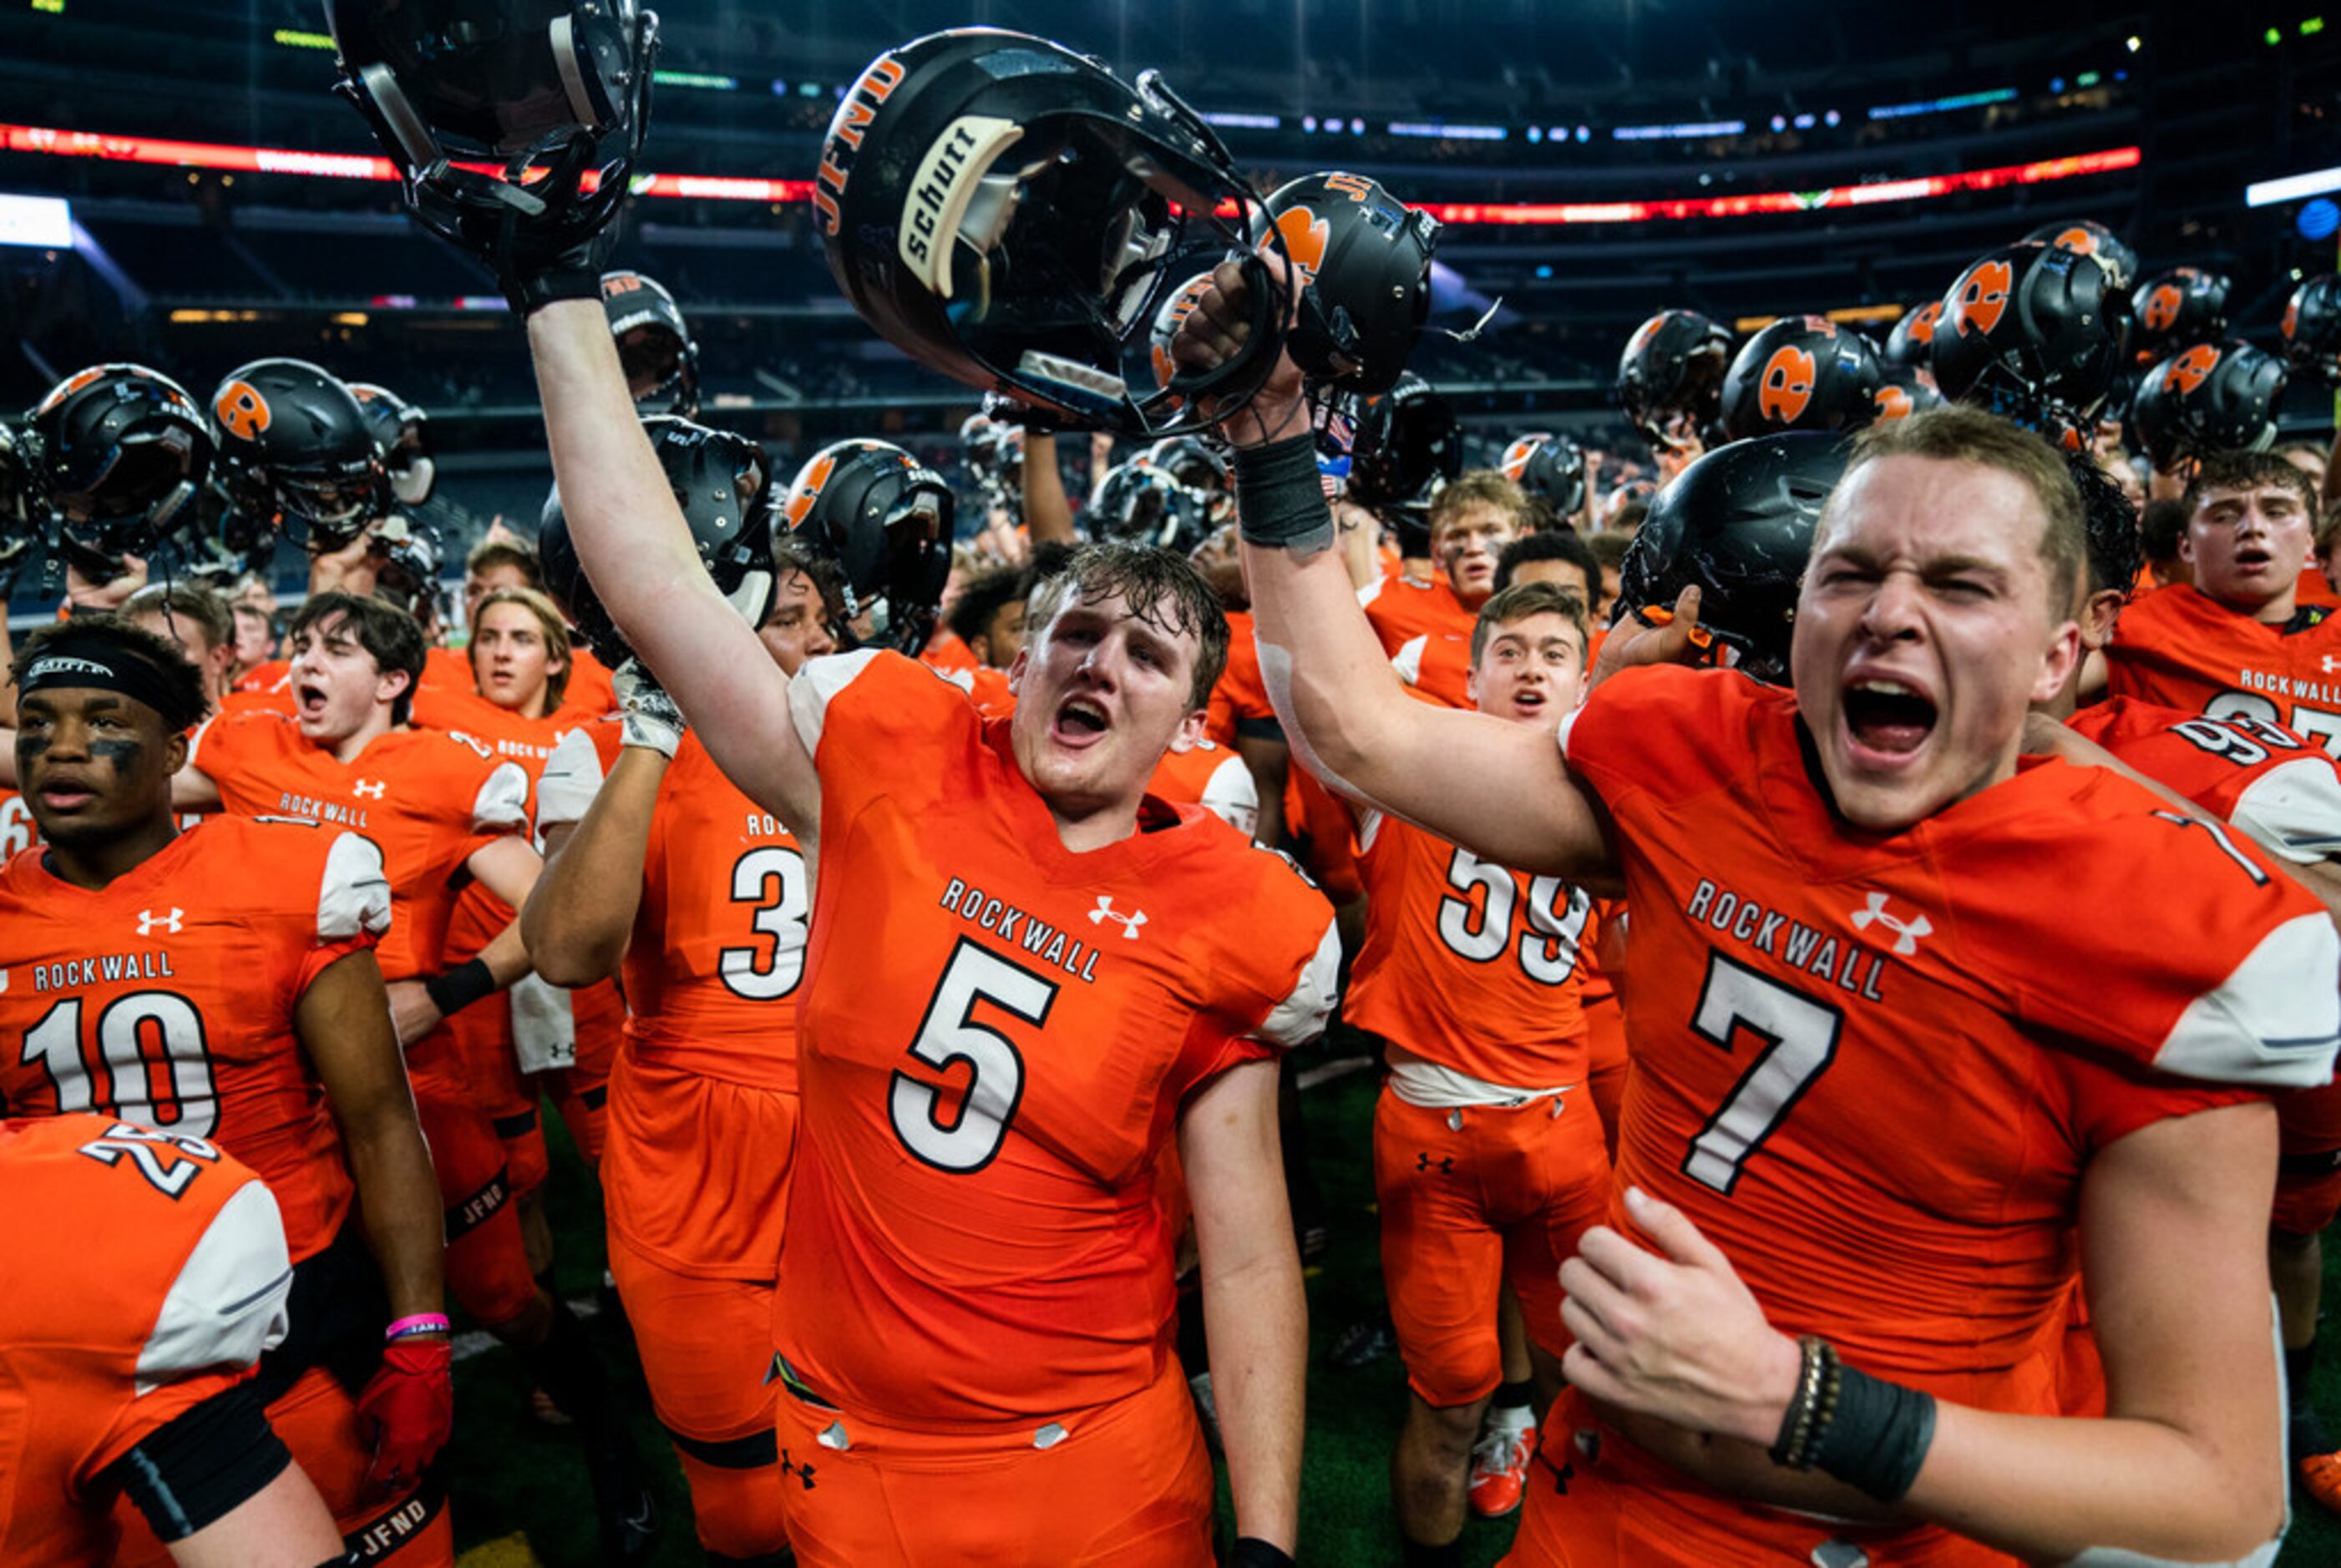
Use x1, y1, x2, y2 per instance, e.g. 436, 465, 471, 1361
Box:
2275, 1079, 2341, 1236
1504, 1389, 2017, 1566
113, 1367, 454, 1567
772, 1358, 1214, 1566
1372, 1085, 1611, 1406
407, 1030, 539, 1330
1581, 994, 1629, 1160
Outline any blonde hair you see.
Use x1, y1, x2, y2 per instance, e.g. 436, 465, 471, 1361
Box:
469, 585, 573, 707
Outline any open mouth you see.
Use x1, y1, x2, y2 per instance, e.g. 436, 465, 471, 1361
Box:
1512, 689, 1548, 713
2233, 547, 2274, 571
1053, 695, 1110, 745
296, 682, 330, 720
1842, 677, 1938, 758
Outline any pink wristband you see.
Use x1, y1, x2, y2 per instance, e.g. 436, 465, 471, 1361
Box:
385, 1313, 452, 1342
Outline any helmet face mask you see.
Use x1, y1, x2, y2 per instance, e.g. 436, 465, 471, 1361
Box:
1091, 462, 1214, 554
817, 29, 1296, 438
1340, 373, 1462, 547
602, 271, 702, 418
349, 383, 435, 508
2283, 275, 2341, 385
328, 0, 659, 281
781, 439, 954, 653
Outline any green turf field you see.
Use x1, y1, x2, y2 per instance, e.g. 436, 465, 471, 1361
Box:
449, 1044, 2341, 1566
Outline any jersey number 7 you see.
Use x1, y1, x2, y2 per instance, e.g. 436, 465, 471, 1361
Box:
1682, 951, 1843, 1196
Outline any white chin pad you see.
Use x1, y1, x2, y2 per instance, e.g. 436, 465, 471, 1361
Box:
726, 569, 774, 629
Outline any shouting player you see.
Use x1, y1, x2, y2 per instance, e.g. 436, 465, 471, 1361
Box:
1346, 580, 1610, 1552
524, 286, 1336, 1565
0, 618, 452, 1561
1187, 253, 2338, 1562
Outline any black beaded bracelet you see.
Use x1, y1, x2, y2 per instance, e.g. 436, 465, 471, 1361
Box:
1768, 1335, 1832, 1469
1232, 434, 1337, 556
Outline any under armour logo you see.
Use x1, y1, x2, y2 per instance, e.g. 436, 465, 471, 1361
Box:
136, 908, 183, 936
779, 1450, 818, 1491
1849, 892, 1931, 956
1416, 1152, 1453, 1176
352, 779, 386, 800
1087, 895, 1148, 939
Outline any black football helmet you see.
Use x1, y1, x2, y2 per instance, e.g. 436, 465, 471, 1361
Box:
1498, 432, 1587, 517
209, 360, 389, 550
347, 382, 434, 508
1719, 316, 1883, 441
814, 28, 1291, 436
1613, 431, 1850, 684
600, 270, 701, 418
27, 364, 213, 564
1147, 271, 1218, 392
2068, 453, 2143, 598
2283, 274, 2341, 384
1869, 363, 1943, 424
2024, 219, 2140, 296
1253, 170, 1439, 397
1881, 301, 1943, 372
1088, 461, 1214, 554
1345, 373, 1463, 551
1618, 310, 1733, 453
780, 438, 953, 653
541, 415, 780, 666
328, 0, 656, 286
1931, 242, 2122, 451
0, 417, 35, 585
1143, 434, 1234, 525
2128, 268, 2232, 366
2129, 340, 2288, 472
370, 514, 446, 621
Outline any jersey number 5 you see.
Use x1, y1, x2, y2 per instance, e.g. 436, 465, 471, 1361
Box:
1682, 951, 1842, 1196
889, 938, 1056, 1173
22, 993, 217, 1139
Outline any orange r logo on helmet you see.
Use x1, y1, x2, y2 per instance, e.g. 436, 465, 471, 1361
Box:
1757, 346, 1817, 425
2165, 344, 2222, 397
214, 382, 271, 443
784, 451, 837, 529
1906, 301, 1941, 345
2055, 227, 2098, 253
1264, 207, 1331, 286
1500, 436, 1540, 483
1950, 260, 2014, 338
1872, 384, 1914, 422
2141, 284, 2183, 335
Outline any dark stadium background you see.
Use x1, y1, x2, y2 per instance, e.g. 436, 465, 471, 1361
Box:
5, 2, 2338, 1560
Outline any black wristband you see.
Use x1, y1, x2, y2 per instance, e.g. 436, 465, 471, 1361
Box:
422, 956, 497, 1019
504, 263, 603, 316
1229, 1539, 1297, 1568
1234, 434, 1337, 556
1809, 1361, 1937, 1502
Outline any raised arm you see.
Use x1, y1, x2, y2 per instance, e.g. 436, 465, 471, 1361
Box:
523, 744, 666, 987
526, 300, 818, 832
1020, 427, 1078, 546
1175, 262, 1614, 880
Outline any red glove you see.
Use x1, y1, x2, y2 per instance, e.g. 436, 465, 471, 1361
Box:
356, 1337, 454, 1495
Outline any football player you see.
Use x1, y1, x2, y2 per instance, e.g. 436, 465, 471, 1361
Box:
156, 592, 656, 1555
519, 544, 835, 1566
1377, 473, 1535, 709
526, 293, 1337, 1566
1195, 254, 2338, 1561
1193, 520, 1291, 847
0, 618, 452, 1562
0, 1113, 348, 1567
1346, 580, 1610, 1550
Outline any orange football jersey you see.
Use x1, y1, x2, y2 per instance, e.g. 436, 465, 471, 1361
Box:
231, 658, 289, 695
1360, 569, 1472, 661
937, 661, 1017, 720
0, 1113, 292, 1567
187, 712, 529, 983
0, 818, 389, 1263
1345, 807, 1590, 1086
1553, 665, 2338, 1551
0, 787, 35, 860
1389, 625, 1475, 709
920, 628, 980, 676
772, 650, 1339, 1426
1146, 736, 1259, 838
2067, 695, 2341, 861
1205, 608, 1280, 746
560, 644, 616, 723
2105, 583, 2341, 757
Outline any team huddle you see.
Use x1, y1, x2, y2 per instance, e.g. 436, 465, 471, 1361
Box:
4, 8, 2341, 1568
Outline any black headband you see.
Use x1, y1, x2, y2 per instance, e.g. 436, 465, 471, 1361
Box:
18, 636, 187, 722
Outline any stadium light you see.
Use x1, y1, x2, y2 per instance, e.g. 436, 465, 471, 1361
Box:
2247, 164, 2341, 206
0, 193, 70, 247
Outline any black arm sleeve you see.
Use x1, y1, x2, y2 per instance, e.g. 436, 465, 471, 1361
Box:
101, 1378, 293, 1543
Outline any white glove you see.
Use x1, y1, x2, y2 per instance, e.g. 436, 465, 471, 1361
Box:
614, 657, 686, 758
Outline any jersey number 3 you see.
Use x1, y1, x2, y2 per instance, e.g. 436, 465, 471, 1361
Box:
889, 938, 1056, 1173
1683, 952, 1842, 1196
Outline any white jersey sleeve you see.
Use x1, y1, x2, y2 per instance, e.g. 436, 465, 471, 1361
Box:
784, 648, 887, 761
2228, 755, 2341, 865
470, 760, 532, 835
134, 1180, 292, 1397
317, 832, 393, 943
535, 726, 609, 832
1249, 918, 1342, 1050
1199, 753, 1261, 840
